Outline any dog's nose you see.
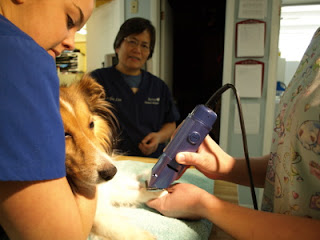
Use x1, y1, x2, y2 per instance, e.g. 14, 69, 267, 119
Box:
99, 165, 117, 181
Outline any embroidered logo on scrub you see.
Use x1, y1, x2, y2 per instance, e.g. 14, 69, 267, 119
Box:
107, 97, 122, 102
145, 97, 160, 105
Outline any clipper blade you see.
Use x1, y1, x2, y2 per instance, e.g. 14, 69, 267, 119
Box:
137, 170, 163, 191
145, 180, 164, 192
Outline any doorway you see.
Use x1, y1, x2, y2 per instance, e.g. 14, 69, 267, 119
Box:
277, 4, 320, 87
168, 0, 226, 143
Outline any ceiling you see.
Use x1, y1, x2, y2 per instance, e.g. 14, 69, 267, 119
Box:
279, 2, 320, 61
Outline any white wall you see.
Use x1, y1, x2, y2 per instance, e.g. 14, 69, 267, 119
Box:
86, 0, 162, 78
159, 0, 173, 91
282, 0, 320, 5
284, 61, 299, 86
221, 0, 281, 208
86, 0, 124, 72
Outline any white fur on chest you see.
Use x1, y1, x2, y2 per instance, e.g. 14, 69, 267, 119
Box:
91, 171, 167, 240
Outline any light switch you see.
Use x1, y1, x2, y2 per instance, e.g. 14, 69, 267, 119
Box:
131, 0, 138, 14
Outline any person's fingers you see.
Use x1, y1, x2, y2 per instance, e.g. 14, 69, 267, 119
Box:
146, 184, 177, 208
141, 135, 152, 144
176, 152, 200, 165
146, 198, 159, 209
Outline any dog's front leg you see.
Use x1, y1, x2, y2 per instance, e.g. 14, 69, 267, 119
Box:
92, 181, 157, 240
98, 172, 168, 207
91, 206, 156, 240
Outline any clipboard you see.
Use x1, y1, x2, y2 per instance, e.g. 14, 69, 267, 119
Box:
234, 59, 264, 98
235, 19, 266, 58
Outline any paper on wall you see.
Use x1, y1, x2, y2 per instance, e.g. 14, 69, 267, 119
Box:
235, 64, 262, 98
238, 0, 267, 19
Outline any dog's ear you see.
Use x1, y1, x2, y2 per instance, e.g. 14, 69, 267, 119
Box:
79, 74, 106, 102
79, 74, 120, 149
78, 74, 116, 122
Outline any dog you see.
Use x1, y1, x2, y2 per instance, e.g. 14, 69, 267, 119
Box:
59, 75, 167, 240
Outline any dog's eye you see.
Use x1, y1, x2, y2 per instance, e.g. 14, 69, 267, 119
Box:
65, 132, 72, 138
89, 121, 94, 129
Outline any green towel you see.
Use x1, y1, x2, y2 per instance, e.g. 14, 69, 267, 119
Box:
114, 160, 214, 240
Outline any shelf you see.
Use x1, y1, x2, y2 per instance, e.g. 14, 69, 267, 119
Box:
96, 0, 113, 8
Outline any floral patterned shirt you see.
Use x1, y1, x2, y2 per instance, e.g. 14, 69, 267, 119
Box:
261, 28, 320, 219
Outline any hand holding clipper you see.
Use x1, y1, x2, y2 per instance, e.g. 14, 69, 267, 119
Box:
147, 104, 217, 190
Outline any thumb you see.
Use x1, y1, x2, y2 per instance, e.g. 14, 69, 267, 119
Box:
142, 134, 152, 144
176, 152, 200, 165
146, 198, 159, 209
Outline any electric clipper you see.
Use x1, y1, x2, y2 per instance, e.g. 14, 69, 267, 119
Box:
146, 104, 217, 190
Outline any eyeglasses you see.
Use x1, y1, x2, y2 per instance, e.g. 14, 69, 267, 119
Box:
123, 37, 150, 52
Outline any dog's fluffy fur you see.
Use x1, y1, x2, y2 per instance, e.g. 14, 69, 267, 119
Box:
59, 75, 166, 240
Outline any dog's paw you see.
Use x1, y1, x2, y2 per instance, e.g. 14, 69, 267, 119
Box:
136, 170, 152, 187
135, 170, 168, 203
137, 187, 168, 203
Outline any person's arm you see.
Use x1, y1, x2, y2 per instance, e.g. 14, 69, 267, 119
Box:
147, 183, 320, 240
175, 136, 269, 187
139, 122, 176, 156
204, 190, 320, 240
0, 177, 97, 240
225, 154, 269, 187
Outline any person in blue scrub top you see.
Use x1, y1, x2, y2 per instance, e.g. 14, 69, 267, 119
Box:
91, 17, 180, 158
0, 1, 96, 239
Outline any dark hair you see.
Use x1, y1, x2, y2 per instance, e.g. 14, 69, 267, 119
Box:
113, 17, 156, 60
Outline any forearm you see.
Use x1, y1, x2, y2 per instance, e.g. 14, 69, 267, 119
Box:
157, 122, 176, 143
0, 179, 97, 240
220, 154, 269, 187
201, 194, 320, 240
73, 186, 97, 238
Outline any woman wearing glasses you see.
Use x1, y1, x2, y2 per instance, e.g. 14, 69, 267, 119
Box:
91, 17, 180, 158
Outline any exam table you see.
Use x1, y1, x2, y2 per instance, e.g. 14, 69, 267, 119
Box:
108, 156, 238, 240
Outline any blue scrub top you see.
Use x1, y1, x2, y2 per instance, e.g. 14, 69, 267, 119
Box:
91, 66, 180, 158
0, 15, 66, 181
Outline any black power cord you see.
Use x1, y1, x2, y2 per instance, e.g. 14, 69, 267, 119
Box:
205, 83, 258, 210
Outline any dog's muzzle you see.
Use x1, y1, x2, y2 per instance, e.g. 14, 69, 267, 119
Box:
99, 165, 117, 181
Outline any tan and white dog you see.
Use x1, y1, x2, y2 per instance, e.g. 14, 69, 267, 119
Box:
59, 75, 166, 240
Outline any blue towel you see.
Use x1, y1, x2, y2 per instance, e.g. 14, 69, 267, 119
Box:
89, 160, 214, 240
